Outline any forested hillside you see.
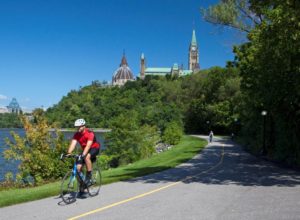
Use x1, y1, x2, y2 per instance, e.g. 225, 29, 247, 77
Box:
45, 67, 241, 167
0, 113, 22, 128
46, 67, 241, 134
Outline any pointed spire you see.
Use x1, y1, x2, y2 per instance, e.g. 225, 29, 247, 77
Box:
191, 29, 197, 46
120, 51, 128, 66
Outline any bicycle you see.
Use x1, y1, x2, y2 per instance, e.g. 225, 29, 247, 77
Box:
60, 154, 102, 204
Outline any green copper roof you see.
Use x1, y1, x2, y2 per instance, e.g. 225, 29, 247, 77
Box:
145, 67, 171, 73
191, 29, 197, 46
144, 68, 171, 76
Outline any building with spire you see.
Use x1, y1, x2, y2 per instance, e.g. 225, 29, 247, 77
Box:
139, 28, 199, 78
112, 53, 134, 86
188, 29, 200, 72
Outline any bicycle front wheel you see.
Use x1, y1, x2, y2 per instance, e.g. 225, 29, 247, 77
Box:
88, 162, 102, 197
61, 171, 79, 204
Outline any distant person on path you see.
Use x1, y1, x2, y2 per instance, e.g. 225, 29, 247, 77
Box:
209, 130, 214, 143
67, 118, 100, 187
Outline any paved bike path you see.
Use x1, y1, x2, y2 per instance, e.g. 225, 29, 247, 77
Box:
1, 136, 300, 220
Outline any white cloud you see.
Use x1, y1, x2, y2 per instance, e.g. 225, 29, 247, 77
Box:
0, 94, 8, 100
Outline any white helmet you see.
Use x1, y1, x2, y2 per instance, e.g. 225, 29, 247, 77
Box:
74, 118, 86, 127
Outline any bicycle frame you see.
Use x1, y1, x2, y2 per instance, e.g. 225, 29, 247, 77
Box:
62, 155, 85, 187
68, 162, 77, 186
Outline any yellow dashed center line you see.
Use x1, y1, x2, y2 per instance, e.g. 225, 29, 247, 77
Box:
68, 143, 225, 220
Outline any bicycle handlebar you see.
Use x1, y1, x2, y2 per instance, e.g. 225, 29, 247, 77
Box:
60, 153, 80, 162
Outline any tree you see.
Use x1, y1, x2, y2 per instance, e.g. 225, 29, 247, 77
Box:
4, 113, 68, 185
0, 113, 22, 128
234, 1, 300, 164
162, 122, 183, 145
200, 0, 262, 33
104, 111, 159, 167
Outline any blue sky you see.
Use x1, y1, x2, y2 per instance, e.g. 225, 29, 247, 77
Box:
0, 0, 244, 111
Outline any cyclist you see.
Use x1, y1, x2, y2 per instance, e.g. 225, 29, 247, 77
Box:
209, 130, 214, 143
67, 118, 100, 189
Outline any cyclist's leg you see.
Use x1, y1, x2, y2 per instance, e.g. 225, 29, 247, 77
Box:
84, 148, 99, 184
77, 163, 83, 172
85, 148, 97, 184
76, 159, 86, 195
85, 153, 92, 173
90, 147, 100, 162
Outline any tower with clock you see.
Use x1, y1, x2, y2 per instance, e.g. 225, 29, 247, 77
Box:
188, 29, 200, 72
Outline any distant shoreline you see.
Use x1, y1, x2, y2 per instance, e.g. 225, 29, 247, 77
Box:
0, 128, 111, 133
48, 128, 112, 133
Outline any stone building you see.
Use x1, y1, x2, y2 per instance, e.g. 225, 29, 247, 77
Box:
112, 53, 134, 86
188, 29, 200, 72
139, 29, 200, 78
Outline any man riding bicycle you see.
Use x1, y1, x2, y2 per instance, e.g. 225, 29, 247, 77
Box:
67, 119, 100, 190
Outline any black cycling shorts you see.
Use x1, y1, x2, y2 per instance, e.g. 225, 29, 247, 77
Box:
78, 147, 100, 164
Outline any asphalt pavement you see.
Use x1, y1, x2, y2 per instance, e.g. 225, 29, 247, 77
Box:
1, 136, 300, 220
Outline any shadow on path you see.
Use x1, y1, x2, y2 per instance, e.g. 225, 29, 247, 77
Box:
122, 137, 300, 187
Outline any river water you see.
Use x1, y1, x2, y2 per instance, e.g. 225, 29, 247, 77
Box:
0, 128, 105, 182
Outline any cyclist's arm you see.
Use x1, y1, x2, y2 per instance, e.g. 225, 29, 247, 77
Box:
67, 139, 77, 154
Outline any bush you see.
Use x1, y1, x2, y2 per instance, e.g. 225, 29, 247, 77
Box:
4, 113, 68, 185
98, 154, 111, 170
162, 122, 183, 145
104, 113, 159, 167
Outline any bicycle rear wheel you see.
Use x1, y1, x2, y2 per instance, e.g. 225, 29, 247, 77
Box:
88, 161, 102, 197
61, 171, 79, 204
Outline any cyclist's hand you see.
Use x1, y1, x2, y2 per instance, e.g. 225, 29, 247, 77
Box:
60, 153, 71, 160
78, 154, 86, 162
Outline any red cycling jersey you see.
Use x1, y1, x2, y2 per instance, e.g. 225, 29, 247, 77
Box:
73, 128, 100, 150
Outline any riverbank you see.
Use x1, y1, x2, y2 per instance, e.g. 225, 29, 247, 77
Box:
0, 128, 107, 182
0, 135, 207, 207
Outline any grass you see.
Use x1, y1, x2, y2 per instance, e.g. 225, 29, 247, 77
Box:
0, 135, 206, 207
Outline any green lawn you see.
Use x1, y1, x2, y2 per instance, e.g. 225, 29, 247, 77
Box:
0, 135, 206, 207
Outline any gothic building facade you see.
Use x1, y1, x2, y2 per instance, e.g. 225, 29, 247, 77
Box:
188, 29, 200, 72
112, 28, 200, 85
140, 29, 200, 78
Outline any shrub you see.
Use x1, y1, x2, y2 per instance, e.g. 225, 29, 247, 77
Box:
104, 113, 159, 167
4, 113, 68, 185
162, 122, 183, 145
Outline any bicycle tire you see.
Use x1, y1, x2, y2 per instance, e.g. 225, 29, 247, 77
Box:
87, 161, 102, 197
61, 170, 79, 204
